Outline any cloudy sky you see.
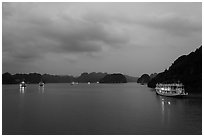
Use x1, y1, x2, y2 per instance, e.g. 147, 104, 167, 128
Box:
2, 2, 201, 76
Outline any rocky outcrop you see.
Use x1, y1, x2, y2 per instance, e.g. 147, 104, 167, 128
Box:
2, 73, 75, 84
76, 72, 107, 83
137, 74, 150, 84
2, 72, 16, 84
150, 73, 157, 79
148, 46, 202, 93
99, 73, 127, 83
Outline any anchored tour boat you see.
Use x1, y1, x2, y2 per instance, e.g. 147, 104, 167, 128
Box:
20, 81, 26, 88
155, 83, 188, 97
39, 81, 45, 87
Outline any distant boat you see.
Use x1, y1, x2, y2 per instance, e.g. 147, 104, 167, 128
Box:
71, 82, 79, 85
88, 82, 91, 84
39, 81, 44, 87
96, 81, 99, 84
20, 81, 26, 88
155, 83, 188, 97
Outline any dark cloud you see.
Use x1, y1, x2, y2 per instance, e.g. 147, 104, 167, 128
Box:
39, 18, 129, 53
86, 10, 201, 37
3, 3, 130, 64
136, 15, 201, 36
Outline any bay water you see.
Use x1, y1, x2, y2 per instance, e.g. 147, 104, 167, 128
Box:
2, 83, 202, 134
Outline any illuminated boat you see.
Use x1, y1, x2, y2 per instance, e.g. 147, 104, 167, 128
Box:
20, 81, 26, 88
155, 83, 188, 97
39, 81, 44, 87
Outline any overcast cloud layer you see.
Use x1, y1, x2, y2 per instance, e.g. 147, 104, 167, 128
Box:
2, 2, 202, 76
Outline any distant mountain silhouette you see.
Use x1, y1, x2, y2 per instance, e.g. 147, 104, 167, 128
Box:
137, 74, 150, 84
76, 72, 107, 83
2, 71, 139, 84
150, 73, 157, 79
3, 73, 42, 84
2, 72, 16, 84
42, 74, 75, 83
2, 73, 75, 84
148, 46, 202, 93
99, 73, 127, 83
124, 75, 138, 82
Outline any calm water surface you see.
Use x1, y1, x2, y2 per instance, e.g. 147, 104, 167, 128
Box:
2, 83, 202, 135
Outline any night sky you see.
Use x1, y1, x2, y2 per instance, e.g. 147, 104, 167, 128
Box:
2, 2, 202, 76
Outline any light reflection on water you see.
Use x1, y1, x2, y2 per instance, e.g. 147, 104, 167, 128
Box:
38, 86, 45, 94
19, 87, 26, 94
19, 85, 45, 94
157, 96, 172, 126
154, 93, 202, 135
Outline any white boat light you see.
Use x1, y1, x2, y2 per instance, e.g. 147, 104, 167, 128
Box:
168, 102, 171, 105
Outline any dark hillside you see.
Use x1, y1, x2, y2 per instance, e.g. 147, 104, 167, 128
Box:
99, 73, 127, 83
148, 46, 202, 93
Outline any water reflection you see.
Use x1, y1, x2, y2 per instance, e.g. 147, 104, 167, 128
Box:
156, 95, 176, 126
19, 87, 26, 127
161, 97, 171, 125
19, 87, 26, 94
20, 85, 45, 94
38, 86, 45, 94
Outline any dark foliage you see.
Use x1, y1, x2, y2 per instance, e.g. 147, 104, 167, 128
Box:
2, 72, 16, 84
150, 73, 157, 79
76, 72, 107, 83
2, 73, 42, 84
137, 74, 151, 84
148, 46, 202, 93
42, 74, 75, 83
2, 73, 75, 84
99, 73, 127, 83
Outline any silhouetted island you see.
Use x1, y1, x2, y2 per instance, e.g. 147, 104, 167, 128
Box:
148, 46, 202, 93
2, 73, 75, 84
99, 73, 127, 83
150, 73, 157, 79
137, 74, 150, 84
2, 72, 137, 84
76, 72, 107, 83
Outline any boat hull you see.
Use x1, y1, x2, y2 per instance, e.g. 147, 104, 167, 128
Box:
156, 91, 187, 97
20, 83, 26, 88
156, 89, 188, 97
155, 83, 188, 97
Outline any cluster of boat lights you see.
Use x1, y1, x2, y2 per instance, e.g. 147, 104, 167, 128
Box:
19, 81, 100, 93
161, 98, 171, 105
161, 87, 171, 91
71, 81, 99, 85
19, 81, 45, 94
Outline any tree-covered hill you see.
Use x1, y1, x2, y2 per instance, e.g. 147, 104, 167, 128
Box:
148, 46, 202, 93
99, 73, 127, 83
